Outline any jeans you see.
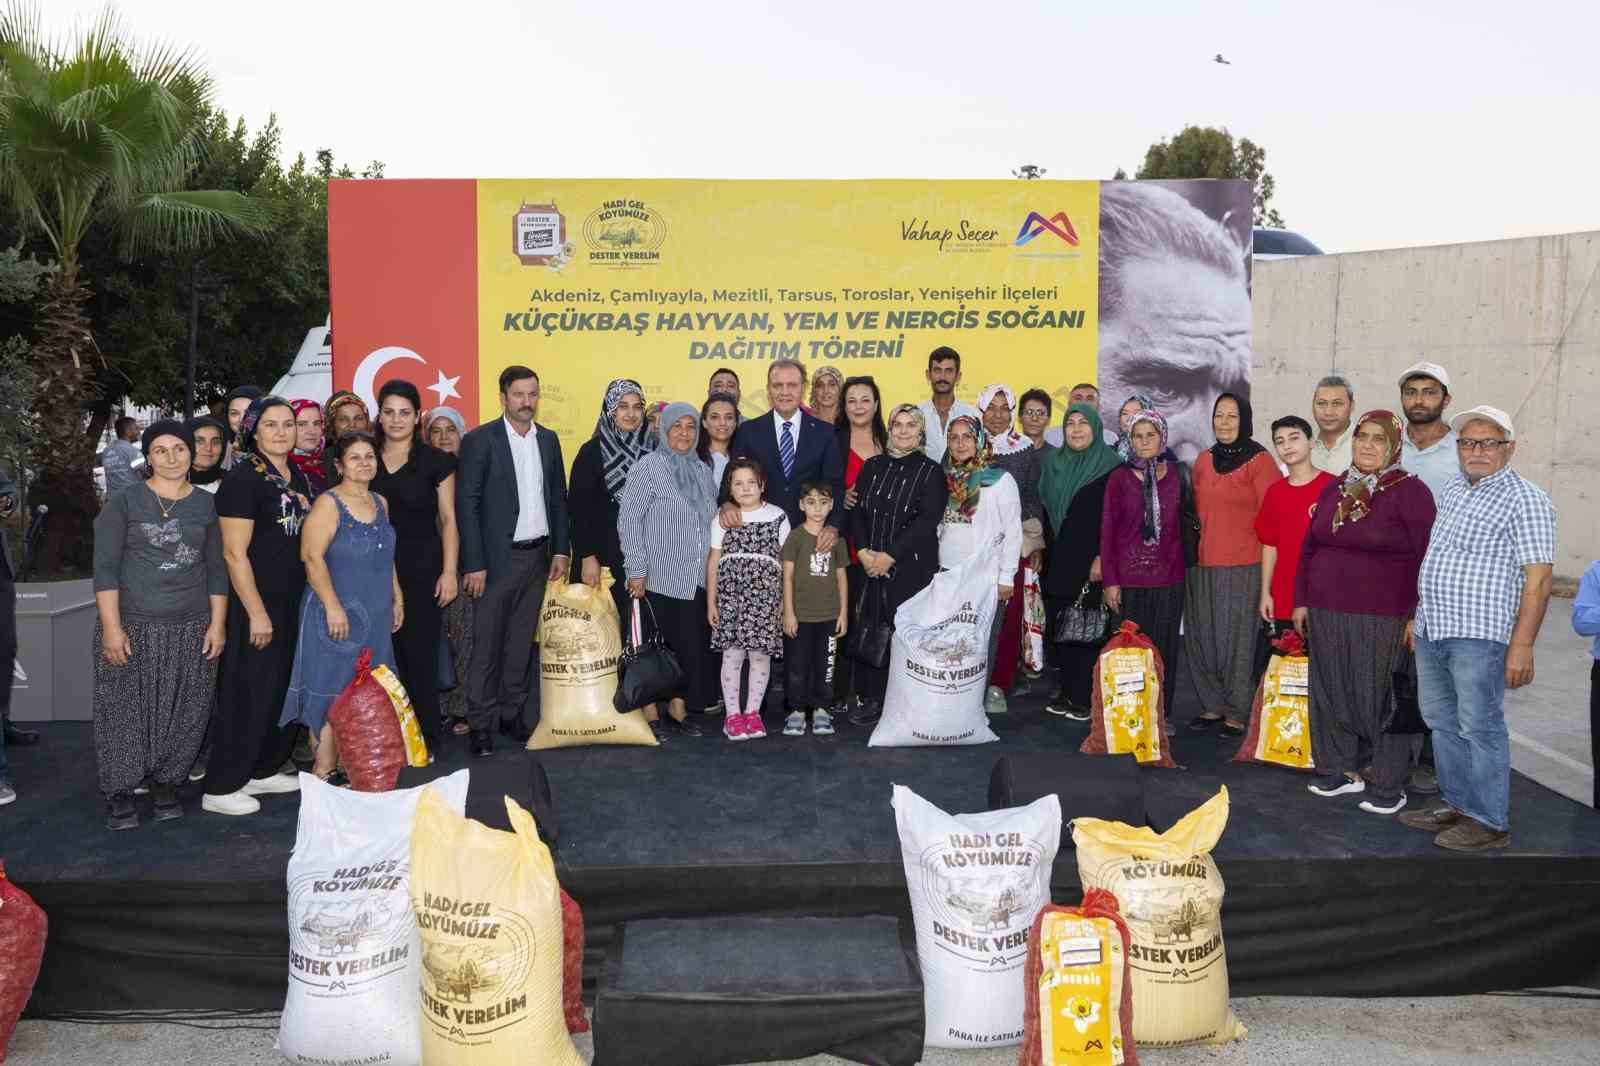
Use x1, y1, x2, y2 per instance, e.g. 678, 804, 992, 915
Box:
1414, 635, 1510, 831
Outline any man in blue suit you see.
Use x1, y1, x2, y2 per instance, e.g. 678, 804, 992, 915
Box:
456, 365, 570, 756
722, 358, 845, 554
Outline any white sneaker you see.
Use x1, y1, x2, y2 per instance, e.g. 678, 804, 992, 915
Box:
0, 783, 16, 806
1359, 792, 1407, 815
984, 685, 1008, 715
242, 773, 301, 796
783, 711, 807, 736
201, 790, 261, 816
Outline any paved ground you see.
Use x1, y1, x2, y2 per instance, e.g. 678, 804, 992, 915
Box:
1505, 619, 1594, 807
11, 992, 1600, 1065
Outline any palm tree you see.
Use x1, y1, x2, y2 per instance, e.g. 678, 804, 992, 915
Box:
0, 4, 274, 568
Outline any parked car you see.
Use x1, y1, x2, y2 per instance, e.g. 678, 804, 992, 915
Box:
1253, 227, 1323, 261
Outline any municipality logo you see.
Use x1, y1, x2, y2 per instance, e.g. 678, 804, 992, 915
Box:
1014, 211, 1079, 247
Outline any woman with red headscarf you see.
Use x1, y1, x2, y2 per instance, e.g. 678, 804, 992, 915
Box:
1293, 410, 1436, 816
288, 400, 329, 496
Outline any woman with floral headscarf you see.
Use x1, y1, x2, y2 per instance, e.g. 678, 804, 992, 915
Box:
938, 414, 1023, 714
571, 379, 652, 628
1100, 408, 1188, 727
979, 383, 1044, 697
807, 365, 844, 425
846, 404, 949, 725
1293, 410, 1436, 815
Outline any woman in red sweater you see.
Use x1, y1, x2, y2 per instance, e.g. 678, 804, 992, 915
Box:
1185, 394, 1280, 735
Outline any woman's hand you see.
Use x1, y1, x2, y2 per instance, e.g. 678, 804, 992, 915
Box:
325, 604, 350, 642
1403, 619, 1415, 651
1088, 555, 1102, 583
627, 576, 647, 599
1259, 593, 1275, 623
1103, 585, 1122, 614
844, 486, 859, 510
393, 595, 405, 633
102, 624, 132, 667
435, 570, 458, 608
248, 612, 275, 650
708, 600, 721, 628
202, 621, 226, 661
1027, 549, 1042, 570
1292, 606, 1309, 638
997, 583, 1014, 603
581, 555, 602, 587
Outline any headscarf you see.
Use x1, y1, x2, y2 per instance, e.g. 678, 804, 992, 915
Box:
237, 395, 311, 514
323, 390, 369, 446
655, 401, 716, 519
1123, 409, 1170, 545
140, 419, 195, 467
288, 399, 325, 486
942, 414, 1005, 519
594, 378, 650, 503
810, 365, 844, 409
1114, 391, 1160, 461
885, 403, 926, 459
1331, 410, 1410, 533
977, 383, 1030, 456
1039, 403, 1121, 533
1209, 391, 1267, 476
185, 416, 229, 486
425, 406, 465, 436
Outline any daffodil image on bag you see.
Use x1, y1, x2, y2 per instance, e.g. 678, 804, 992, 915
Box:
1020, 888, 1138, 1066
1064, 994, 1102, 1034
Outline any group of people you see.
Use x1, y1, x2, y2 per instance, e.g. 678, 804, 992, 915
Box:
0, 347, 1577, 856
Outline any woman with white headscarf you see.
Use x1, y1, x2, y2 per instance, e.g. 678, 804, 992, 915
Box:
978, 383, 1045, 697
618, 401, 718, 739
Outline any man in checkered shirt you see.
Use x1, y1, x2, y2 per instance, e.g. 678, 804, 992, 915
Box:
1400, 405, 1556, 852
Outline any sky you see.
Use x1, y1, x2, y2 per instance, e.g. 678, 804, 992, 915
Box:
48, 0, 1600, 254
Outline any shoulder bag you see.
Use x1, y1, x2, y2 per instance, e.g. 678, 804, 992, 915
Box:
1175, 460, 1202, 568
1053, 581, 1112, 646
850, 578, 894, 669
613, 597, 687, 713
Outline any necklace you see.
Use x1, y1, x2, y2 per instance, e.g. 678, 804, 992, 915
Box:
149, 482, 191, 520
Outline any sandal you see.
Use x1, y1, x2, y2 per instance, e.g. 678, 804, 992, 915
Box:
1187, 714, 1224, 732
1219, 720, 1247, 738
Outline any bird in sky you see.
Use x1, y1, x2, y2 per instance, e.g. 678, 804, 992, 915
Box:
1214, 53, 1232, 65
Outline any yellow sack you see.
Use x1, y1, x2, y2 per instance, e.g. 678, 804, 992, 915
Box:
1236, 653, 1313, 770
530, 574, 657, 749
1080, 624, 1174, 768
1072, 788, 1246, 1049
411, 789, 584, 1066
371, 663, 431, 767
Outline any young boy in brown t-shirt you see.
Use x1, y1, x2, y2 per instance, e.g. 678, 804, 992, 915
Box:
780, 480, 850, 736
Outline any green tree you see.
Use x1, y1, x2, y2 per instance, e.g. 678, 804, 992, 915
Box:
0, 5, 274, 569
1132, 125, 1284, 228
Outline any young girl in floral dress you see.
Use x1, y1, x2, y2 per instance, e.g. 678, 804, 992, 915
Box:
707, 458, 789, 741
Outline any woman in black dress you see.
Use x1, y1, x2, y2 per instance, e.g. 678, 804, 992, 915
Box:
846, 403, 949, 725
370, 379, 459, 754
203, 396, 311, 817
570, 378, 651, 624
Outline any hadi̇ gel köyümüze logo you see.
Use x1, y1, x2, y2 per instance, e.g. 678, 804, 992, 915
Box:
513, 202, 575, 269
582, 198, 668, 268
1014, 210, 1080, 247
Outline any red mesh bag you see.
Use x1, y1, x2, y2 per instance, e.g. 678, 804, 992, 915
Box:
1020, 888, 1138, 1066
326, 648, 407, 792
1233, 630, 1315, 771
0, 860, 48, 1064
1080, 621, 1176, 768
560, 888, 589, 1034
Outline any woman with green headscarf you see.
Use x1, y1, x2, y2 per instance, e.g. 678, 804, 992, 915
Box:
1039, 403, 1122, 719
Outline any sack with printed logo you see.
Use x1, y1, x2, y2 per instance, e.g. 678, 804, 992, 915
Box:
1233, 631, 1314, 770
327, 647, 411, 791
1073, 788, 1246, 1049
532, 575, 657, 749
893, 785, 1060, 1050
1019, 889, 1138, 1066
870, 551, 1001, 747
410, 790, 585, 1066
1079, 621, 1175, 768
0, 861, 47, 1065
371, 662, 432, 768
277, 769, 469, 1066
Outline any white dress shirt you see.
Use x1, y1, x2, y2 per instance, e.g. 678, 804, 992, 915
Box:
504, 416, 549, 541
917, 398, 982, 463
772, 409, 802, 460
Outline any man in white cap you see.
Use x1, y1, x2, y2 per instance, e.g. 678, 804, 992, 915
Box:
1401, 404, 1555, 852
1397, 361, 1458, 499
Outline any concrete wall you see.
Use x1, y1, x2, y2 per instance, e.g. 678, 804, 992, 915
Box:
1251, 231, 1600, 580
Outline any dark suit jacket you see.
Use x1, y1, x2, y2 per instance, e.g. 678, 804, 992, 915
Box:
729, 410, 845, 529
456, 419, 570, 580
0, 464, 16, 580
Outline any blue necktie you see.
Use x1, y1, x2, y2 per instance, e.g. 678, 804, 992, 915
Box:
779, 419, 795, 480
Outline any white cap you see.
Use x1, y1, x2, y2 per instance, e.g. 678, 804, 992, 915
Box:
1450, 404, 1514, 440
1398, 360, 1451, 390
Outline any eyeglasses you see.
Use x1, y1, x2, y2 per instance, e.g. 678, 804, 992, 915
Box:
1456, 439, 1509, 452
1020, 407, 1049, 418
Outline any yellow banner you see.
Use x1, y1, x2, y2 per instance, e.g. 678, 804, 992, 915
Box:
473, 179, 1099, 446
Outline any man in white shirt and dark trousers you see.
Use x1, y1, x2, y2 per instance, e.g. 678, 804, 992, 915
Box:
915, 346, 981, 464
456, 365, 570, 757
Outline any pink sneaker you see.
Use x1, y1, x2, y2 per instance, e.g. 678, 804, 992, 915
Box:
723, 713, 749, 742
743, 712, 767, 739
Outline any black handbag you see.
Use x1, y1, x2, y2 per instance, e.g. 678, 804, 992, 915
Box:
1052, 581, 1111, 646
1175, 459, 1203, 567
1384, 647, 1427, 734
613, 597, 687, 713
850, 578, 894, 669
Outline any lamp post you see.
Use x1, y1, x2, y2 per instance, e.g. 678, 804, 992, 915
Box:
1012, 165, 1047, 180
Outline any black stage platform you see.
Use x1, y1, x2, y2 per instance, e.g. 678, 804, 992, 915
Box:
6, 699, 1599, 1016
